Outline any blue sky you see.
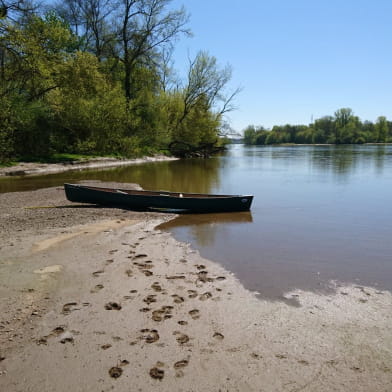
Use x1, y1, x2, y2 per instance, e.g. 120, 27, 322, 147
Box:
171, 0, 392, 132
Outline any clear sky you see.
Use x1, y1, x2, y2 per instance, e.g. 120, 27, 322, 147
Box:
171, 0, 392, 132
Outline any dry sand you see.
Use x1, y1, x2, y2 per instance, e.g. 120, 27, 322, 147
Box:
0, 184, 392, 391
0, 156, 177, 177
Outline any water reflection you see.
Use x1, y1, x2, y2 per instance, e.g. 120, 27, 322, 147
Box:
158, 211, 253, 247
0, 157, 222, 194
241, 144, 392, 178
2, 145, 392, 301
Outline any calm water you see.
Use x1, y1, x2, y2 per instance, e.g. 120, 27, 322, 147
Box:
2, 145, 392, 299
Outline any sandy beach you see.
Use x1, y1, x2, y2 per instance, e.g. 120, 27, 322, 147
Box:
1, 183, 392, 391
0, 156, 177, 177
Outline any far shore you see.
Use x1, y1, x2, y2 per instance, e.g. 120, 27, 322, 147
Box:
0, 183, 392, 391
0, 155, 178, 178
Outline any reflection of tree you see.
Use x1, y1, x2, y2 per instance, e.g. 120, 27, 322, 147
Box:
0, 157, 222, 193
240, 144, 390, 183
97, 158, 222, 193
310, 146, 358, 175
307, 146, 350, 175
374, 145, 387, 174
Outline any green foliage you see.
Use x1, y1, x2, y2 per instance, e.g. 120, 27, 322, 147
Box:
244, 108, 392, 146
375, 116, 388, 143
0, 95, 14, 161
0, 1, 234, 163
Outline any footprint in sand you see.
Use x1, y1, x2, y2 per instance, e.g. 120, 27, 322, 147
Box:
178, 320, 188, 326
216, 276, 226, 281
140, 329, 160, 343
62, 302, 79, 315
174, 359, 189, 368
142, 270, 153, 276
139, 307, 151, 312
36, 325, 68, 345
187, 290, 198, 298
36, 337, 48, 345
101, 344, 112, 350
133, 253, 147, 259
133, 262, 153, 269
59, 331, 74, 344
151, 282, 162, 292
213, 332, 224, 340
197, 271, 211, 283
152, 306, 173, 321
90, 284, 104, 293
199, 292, 212, 301
195, 264, 206, 270
104, 302, 122, 310
125, 269, 133, 277
130, 289, 138, 293
189, 309, 200, 320
174, 359, 189, 378
166, 275, 186, 280
92, 270, 104, 277
109, 367, 123, 378
149, 367, 164, 380
174, 332, 190, 345
143, 295, 157, 305
51, 326, 66, 336
109, 249, 118, 254
171, 294, 185, 304
105, 259, 114, 265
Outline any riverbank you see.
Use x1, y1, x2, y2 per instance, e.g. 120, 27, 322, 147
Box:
1, 184, 391, 391
0, 155, 177, 178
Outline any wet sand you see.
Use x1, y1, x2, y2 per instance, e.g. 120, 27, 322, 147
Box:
1, 184, 392, 391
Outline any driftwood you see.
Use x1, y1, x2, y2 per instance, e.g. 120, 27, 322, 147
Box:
168, 140, 225, 158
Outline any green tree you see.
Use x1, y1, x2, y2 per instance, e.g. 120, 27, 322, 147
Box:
115, 0, 189, 101
334, 108, 354, 144
243, 126, 257, 144
375, 116, 388, 143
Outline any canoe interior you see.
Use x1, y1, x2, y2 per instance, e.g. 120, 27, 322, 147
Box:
74, 185, 250, 199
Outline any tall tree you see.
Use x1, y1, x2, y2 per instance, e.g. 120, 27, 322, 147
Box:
334, 108, 354, 144
178, 51, 239, 129
375, 116, 388, 143
115, 0, 189, 100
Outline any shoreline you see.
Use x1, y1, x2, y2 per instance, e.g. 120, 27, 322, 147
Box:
0, 155, 178, 178
1, 184, 392, 391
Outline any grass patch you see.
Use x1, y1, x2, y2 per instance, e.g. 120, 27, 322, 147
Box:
16, 153, 124, 164
0, 161, 18, 168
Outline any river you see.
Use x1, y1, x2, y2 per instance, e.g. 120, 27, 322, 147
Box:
2, 144, 392, 299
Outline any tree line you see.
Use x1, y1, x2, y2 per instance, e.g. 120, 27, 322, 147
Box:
243, 108, 392, 145
0, 0, 238, 162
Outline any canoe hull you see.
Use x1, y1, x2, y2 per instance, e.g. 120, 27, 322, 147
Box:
64, 184, 253, 213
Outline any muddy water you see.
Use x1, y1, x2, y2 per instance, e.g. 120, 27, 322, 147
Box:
2, 145, 392, 299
